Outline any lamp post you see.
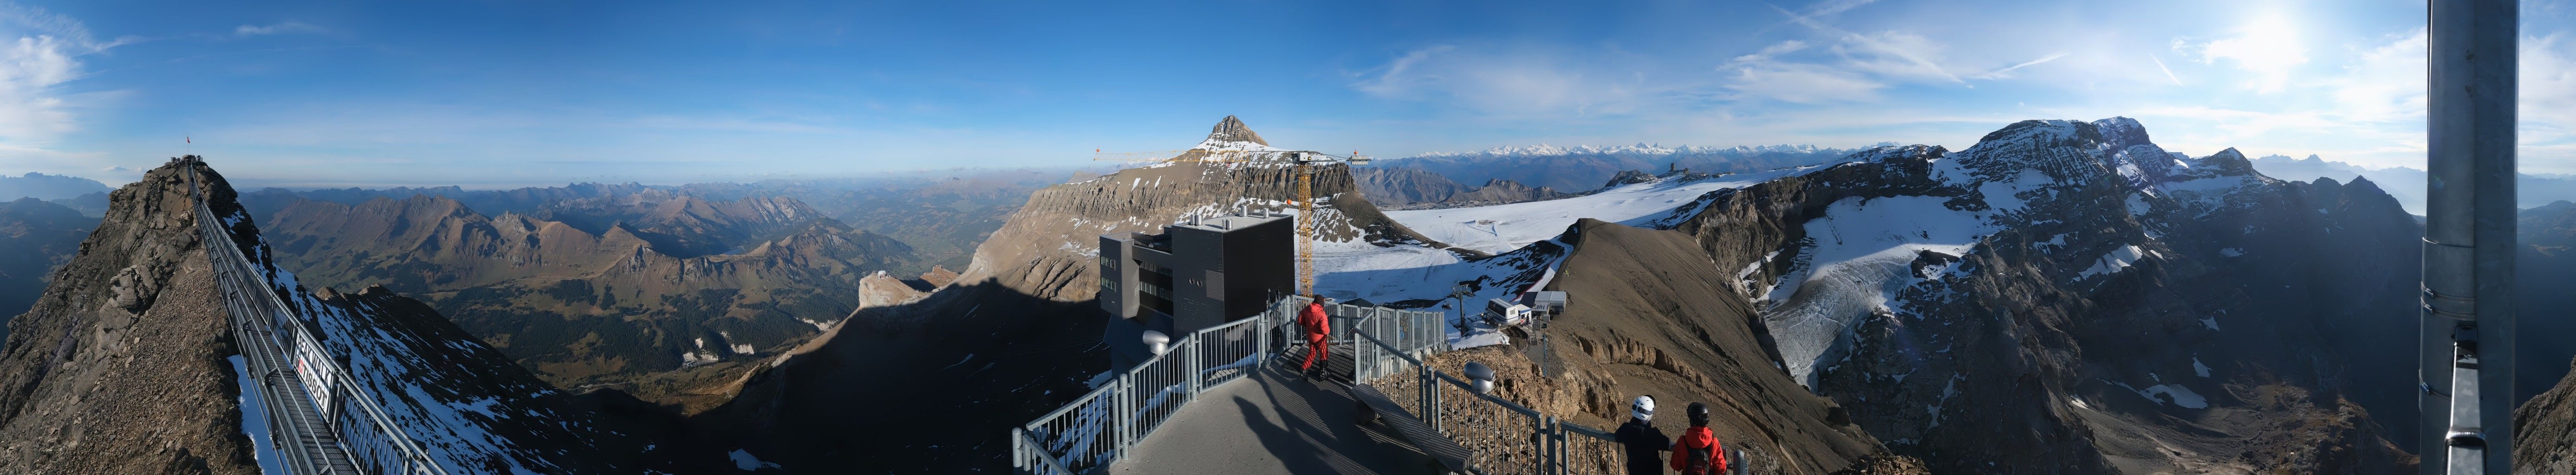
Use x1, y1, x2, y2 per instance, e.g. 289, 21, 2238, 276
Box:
1449, 283, 1476, 337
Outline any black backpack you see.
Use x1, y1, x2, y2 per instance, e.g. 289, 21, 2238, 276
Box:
1684, 444, 1713, 474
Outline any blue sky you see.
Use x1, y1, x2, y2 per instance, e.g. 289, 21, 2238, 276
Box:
0, 0, 2569, 187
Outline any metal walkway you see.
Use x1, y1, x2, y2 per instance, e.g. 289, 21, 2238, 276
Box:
1109, 351, 1443, 475
184, 158, 449, 475
1015, 298, 1639, 475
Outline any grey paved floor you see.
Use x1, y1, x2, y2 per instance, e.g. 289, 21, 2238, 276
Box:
1112, 350, 1445, 475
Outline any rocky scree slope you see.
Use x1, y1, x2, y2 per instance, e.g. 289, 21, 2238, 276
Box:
2519, 356, 2576, 475
0, 160, 262, 475
1662, 118, 2418, 473
1416, 218, 1905, 475
695, 116, 1461, 472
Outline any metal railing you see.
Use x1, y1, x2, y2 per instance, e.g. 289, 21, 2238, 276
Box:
1016, 299, 1286, 473
1558, 423, 1624, 475
1349, 315, 1630, 475
187, 160, 452, 475
1015, 297, 1451, 474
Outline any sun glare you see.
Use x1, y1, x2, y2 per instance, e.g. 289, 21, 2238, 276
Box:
2201, 13, 2311, 93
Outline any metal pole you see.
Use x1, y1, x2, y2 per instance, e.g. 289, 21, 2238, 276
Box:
1012, 427, 1027, 471
1115, 376, 1133, 462
1186, 332, 1203, 399
2423, 0, 2517, 473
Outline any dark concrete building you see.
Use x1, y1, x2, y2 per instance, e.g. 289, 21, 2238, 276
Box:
1099, 212, 1295, 370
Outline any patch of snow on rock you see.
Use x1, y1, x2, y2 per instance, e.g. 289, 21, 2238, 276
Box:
729, 449, 784, 470
1384, 167, 1808, 254
2076, 244, 2146, 280
1763, 195, 1991, 387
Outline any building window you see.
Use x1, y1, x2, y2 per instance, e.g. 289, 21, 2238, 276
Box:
1099, 267, 1118, 300
1139, 266, 1175, 315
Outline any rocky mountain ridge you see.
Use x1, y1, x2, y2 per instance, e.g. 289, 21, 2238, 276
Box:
2247, 153, 2576, 212
1353, 165, 1570, 205
694, 116, 1464, 472
1389, 142, 1873, 192
0, 158, 721, 474
1656, 118, 2419, 472
258, 191, 913, 410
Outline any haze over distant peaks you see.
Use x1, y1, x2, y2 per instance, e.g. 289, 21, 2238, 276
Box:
0, 172, 111, 201
1411, 142, 1895, 159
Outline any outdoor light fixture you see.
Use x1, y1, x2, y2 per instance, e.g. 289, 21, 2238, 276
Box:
1464, 362, 1495, 395
1143, 330, 1170, 356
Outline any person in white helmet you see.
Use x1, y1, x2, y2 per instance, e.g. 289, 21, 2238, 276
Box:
1613, 395, 1671, 475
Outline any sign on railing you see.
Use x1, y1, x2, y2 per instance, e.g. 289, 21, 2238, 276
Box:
187, 161, 452, 475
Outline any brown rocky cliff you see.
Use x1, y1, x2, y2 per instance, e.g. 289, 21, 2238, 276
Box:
693, 116, 1455, 472
0, 157, 257, 474
1545, 218, 1886, 475
1352, 166, 1473, 205
917, 265, 958, 288
1660, 122, 2418, 473
956, 116, 1453, 302
2518, 357, 2576, 475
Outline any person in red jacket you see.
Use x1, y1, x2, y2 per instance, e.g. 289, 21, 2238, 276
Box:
1671, 402, 1729, 475
1296, 295, 1331, 378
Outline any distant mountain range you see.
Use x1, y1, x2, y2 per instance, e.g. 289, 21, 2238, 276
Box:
1350, 167, 1569, 206
0, 173, 110, 218
0, 172, 108, 201
0, 160, 724, 473
2246, 154, 2576, 212
255, 188, 916, 411
0, 198, 94, 340
1378, 142, 1883, 192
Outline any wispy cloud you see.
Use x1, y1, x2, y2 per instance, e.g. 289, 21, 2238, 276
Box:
1966, 51, 2068, 80
1348, 44, 1663, 117
234, 21, 325, 37
1725, 62, 1885, 104
1770, 4, 1962, 84
1732, 40, 1808, 63
0, 2, 128, 152
2147, 53, 2183, 85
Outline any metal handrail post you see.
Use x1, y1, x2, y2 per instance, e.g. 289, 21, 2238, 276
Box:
1186, 331, 1203, 399
1423, 364, 1440, 433
1114, 376, 1133, 462
1538, 416, 1554, 475
1011, 427, 1026, 471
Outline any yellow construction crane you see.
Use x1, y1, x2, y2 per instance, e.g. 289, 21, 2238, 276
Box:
1090, 148, 1371, 296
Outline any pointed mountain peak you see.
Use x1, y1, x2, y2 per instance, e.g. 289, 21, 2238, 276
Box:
1206, 116, 1268, 146
2193, 147, 2259, 176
